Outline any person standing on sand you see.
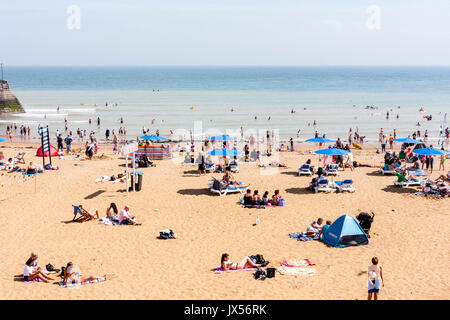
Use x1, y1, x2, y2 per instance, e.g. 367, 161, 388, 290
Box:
368, 257, 384, 300
381, 135, 387, 153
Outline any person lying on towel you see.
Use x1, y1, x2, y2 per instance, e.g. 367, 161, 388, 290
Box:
220, 253, 268, 271
63, 262, 106, 286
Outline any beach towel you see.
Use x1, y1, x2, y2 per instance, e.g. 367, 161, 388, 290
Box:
22, 277, 43, 283
57, 277, 107, 287
213, 266, 257, 274
276, 266, 316, 276
280, 259, 315, 267
289, 232, 320, 241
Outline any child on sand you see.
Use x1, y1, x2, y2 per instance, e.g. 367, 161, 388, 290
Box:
368, 257, 384, 300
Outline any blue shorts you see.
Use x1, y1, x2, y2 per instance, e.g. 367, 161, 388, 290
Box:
368, 280, 380, 293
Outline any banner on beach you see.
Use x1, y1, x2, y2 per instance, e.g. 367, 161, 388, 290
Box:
38, 125, 52, 167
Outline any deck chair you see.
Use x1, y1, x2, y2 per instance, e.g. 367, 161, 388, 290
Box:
324, 164, 339, 176
205, 162, 215, 172
298, 164, 313, 176
393, 173, 426, 188
229, 161, 239, 172
379, 164, 397, 175
314, 179, 336, 193
208, 178, 248, 196
334, 179, 356, 192
72, 205, 97, 223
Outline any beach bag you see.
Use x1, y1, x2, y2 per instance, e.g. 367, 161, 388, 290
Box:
253, 268, 267, 280
278, 198, 285, 207
249, 254, 265, 265
266, 268, 276, 278
159, 229, 175, 240
212, 179, 224, 191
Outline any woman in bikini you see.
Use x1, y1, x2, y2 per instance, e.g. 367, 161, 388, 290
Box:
222, 170, 241, 187
220, 253, 268, 271
63, 262, 106, 286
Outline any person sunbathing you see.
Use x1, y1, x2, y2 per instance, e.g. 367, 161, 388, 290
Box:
222, 170, 241, 187
26, 162, 37, 175
4, 158, 15, 171
306, 218, 323, 237
106, 202, 118, 219
78, 205, 99, 220
63, 262, 106, 286
272, 190, 281, 205
252, 190, 261, 204
436, 171, 450, 182
119, 205, 139, 225
14, 152, 25, 164
220, 253, 268, 271
23, 253, 54, 282
243, 189, 254, 206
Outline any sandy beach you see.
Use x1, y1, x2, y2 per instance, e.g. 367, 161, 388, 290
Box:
1, 140, 448, 300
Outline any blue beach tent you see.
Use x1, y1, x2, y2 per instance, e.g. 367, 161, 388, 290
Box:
322, 215, 369, 248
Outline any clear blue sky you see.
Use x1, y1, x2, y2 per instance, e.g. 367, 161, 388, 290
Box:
1, 0, 449, 66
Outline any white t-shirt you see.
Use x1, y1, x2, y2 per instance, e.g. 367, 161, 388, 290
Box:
23, 265, 34, 277
368, 265, 381, 282
119, 208, 130, 223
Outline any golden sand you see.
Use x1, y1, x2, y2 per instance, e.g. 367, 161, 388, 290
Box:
0, 142, 448, 299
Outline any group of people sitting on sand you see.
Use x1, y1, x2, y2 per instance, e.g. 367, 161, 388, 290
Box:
23, 252, 107, 285
305, 218, 333, 239
77, 203, 140, 225
243, 189, 284, 207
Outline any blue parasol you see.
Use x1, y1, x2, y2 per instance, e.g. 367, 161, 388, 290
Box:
140, 135, 168, 142
207, 148, 242, 157
412, 147, 448, 156
305, 137, 335, 143
209, 135, 236, 141
314, 148, 350, 156
393, 137, 423, 144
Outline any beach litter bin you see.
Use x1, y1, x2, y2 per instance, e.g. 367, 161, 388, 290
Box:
129, 170, 144, 192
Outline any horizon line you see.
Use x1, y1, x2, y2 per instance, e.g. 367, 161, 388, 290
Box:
3, 65, 450, 68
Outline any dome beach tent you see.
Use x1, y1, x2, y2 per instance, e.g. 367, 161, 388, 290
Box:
322, 215, 369, 248
36, 145, 59, 157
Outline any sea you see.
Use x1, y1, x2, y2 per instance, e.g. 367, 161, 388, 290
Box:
1, 66, 449, 144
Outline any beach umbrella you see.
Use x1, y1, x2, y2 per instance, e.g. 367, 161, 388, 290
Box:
305, 137, 335, 143
140, 135, 168, 142
207, 148, 242, 157
393, 137, 422, 144
412, 147, 448, 156
0, 138, 6, 142
314, 148, 350, 156
209, 135, 236, 141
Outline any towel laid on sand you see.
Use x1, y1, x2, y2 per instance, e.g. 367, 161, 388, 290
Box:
289, 232, 320, 241
276, 266, 316, 276
58, 277, 107, 287
213, 266, 257, 274
281, 259, 315, 267
22, 277, 43, 283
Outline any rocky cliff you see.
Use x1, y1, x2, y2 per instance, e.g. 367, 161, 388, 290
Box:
0, 80, 25, 113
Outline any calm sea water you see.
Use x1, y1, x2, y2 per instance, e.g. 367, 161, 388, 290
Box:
1, 66, 449, 143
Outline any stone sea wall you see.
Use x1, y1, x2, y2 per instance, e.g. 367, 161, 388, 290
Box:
0, 80, 25, 113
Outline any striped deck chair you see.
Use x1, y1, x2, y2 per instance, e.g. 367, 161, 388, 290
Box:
72, 205, 95, 223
